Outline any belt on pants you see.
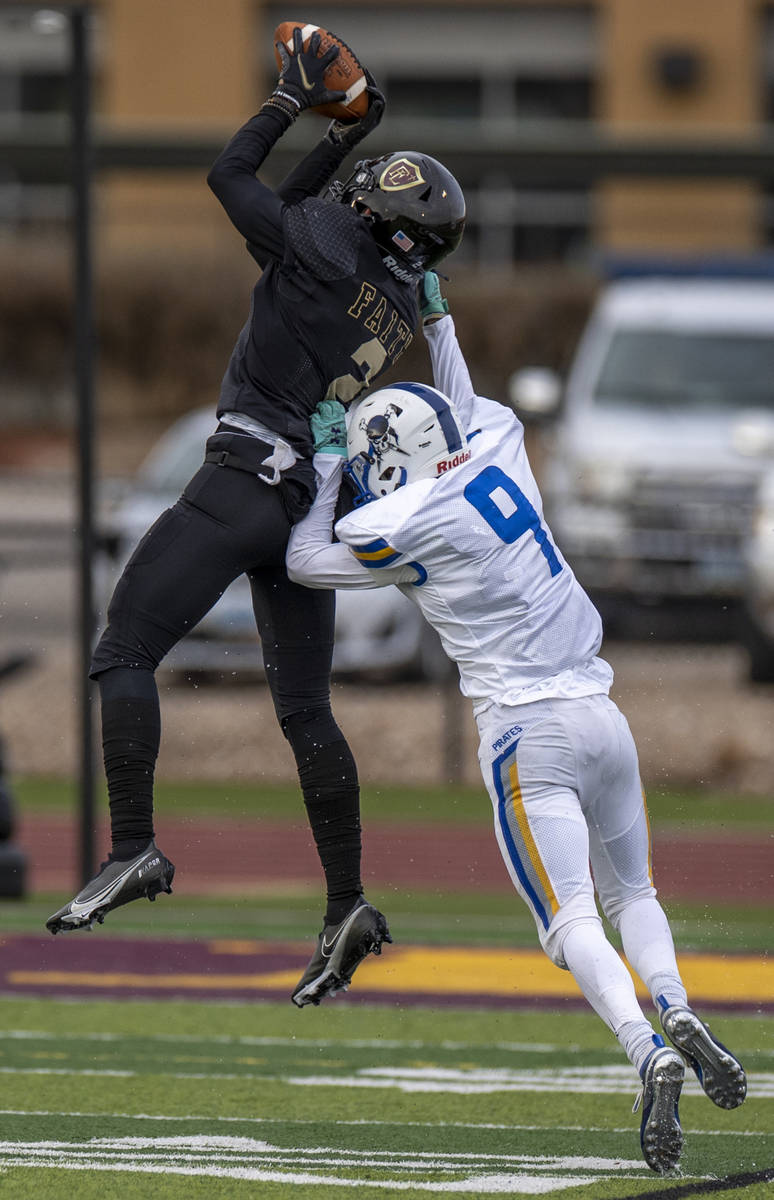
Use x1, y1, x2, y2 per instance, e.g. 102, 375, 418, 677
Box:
204, 432, 298, 485
204, 444, 274, 474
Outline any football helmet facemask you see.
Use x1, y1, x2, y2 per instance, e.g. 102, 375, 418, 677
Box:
344, 382, 469, 507
329, 151, 466, 270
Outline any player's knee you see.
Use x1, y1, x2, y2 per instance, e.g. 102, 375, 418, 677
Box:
281, 705, 342, 755
539, 895, 602, 969
603, 901, 623, 934
600, 885, 658, 932
539, 923, 570, 969
90, 632, 160, 677
90, 577, 177, 676
282, 706, 358, 797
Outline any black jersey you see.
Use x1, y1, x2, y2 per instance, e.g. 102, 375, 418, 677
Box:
208, 110, 419, 459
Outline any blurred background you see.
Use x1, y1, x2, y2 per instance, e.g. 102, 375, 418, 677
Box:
1, 0, 774, 901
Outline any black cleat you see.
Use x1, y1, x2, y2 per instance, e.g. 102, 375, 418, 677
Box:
292, 896, 392, 1008
660, 1004, 747, 1109
634, 1042, 685, 1174
46, 840, 175, 934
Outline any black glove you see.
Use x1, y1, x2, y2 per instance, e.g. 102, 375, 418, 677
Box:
274, 27, 347, 115
325, 71, 385, 151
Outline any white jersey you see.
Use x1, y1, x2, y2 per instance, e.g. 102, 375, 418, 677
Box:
287, 315, 612, 711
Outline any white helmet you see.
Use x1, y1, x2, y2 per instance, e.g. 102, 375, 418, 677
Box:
344, 382, 469, 507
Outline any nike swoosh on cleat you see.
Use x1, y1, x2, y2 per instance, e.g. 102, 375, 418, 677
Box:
65, 860, 147, 918
321, 905, 366, 958
321, 928, 345, 958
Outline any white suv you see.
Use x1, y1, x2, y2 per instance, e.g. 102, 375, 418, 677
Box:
736, 414, 774, 681
510, 277, 774, 618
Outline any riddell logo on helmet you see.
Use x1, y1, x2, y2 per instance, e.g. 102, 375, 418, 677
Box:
437, 449, 471, 474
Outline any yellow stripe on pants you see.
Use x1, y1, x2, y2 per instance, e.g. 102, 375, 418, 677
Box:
508, 757, 560, 921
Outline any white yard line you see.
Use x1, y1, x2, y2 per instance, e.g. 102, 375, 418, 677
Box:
1, 1062, 774, 1097
0, 1029, 574, 1053
0, 1136, 677, 1193
0, 1107, 768, 1139
0, 1158, 611, 1193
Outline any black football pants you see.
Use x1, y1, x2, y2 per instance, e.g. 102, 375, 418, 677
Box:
90, 459, 362, 917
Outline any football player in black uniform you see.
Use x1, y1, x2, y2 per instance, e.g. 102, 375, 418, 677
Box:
46, 31, 465, 1008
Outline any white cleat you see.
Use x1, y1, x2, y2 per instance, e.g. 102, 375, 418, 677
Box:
660, 1004, 747, 1109
635, 1043, 685, 1174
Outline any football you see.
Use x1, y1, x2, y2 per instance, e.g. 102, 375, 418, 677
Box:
273, 21, 369, 121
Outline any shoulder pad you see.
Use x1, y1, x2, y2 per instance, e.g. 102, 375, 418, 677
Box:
283, 198, 361, 281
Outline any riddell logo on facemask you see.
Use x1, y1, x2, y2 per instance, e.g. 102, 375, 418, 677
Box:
437, 449, 471, 474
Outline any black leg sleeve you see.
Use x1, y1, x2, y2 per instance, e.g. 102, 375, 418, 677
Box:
282, 707, 362, 923
97, 666, 159, 857
250, 565, 363, 923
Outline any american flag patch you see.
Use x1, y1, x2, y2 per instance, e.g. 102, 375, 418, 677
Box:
392, 229, 415, 252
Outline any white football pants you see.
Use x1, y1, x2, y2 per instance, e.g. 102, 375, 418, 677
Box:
476, 692, 657, 969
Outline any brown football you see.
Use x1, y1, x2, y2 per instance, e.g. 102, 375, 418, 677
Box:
273, 21, 369, 121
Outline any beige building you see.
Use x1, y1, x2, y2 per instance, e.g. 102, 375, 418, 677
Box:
3, 0, 774, 262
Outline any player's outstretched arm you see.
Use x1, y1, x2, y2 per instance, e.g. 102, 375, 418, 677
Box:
207, 30, 346, 251
277, 72, 385, 206
421, 273, 477, 430
207, 112, 290, 254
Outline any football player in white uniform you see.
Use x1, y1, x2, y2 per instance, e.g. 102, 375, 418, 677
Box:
286, 274, 747, 1174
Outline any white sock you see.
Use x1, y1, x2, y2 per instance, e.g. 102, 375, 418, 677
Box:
561, 919, 655, 1069
618, 1022, 663, 1075
616, 897, 688, 1012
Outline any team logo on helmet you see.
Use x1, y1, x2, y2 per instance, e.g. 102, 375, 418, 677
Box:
361, 405, 408, 460
379, 158, 426, 192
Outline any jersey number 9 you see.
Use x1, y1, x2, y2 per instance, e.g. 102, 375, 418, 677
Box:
464, 465, 562, 578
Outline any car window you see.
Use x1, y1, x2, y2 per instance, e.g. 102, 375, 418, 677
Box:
593, 330, 774, 410
138, 415, 216, 493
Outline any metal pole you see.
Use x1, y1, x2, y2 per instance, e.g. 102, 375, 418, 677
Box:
70, 6, 96, 886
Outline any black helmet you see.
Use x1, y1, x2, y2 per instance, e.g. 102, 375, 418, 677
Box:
332, 151, 465, 270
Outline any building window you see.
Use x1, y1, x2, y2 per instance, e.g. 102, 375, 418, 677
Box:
0, 7, 76, 233
19, 68, 69, 115
514, 76, 593, 121
464, 183, 591, 266
383, 76, 481, 120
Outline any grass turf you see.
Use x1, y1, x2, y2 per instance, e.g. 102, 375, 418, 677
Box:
14, 776, 774, 830
1, 892, 771, 958
0, 997, 770, 1198
3, 778, 773, 1195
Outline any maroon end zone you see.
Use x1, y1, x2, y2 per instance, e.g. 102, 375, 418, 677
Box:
1, 932, 770, 1012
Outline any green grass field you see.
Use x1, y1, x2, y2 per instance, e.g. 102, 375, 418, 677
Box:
0, 998, 770, 1198
2, 776, 772, 1197
16, 776, 774, 830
